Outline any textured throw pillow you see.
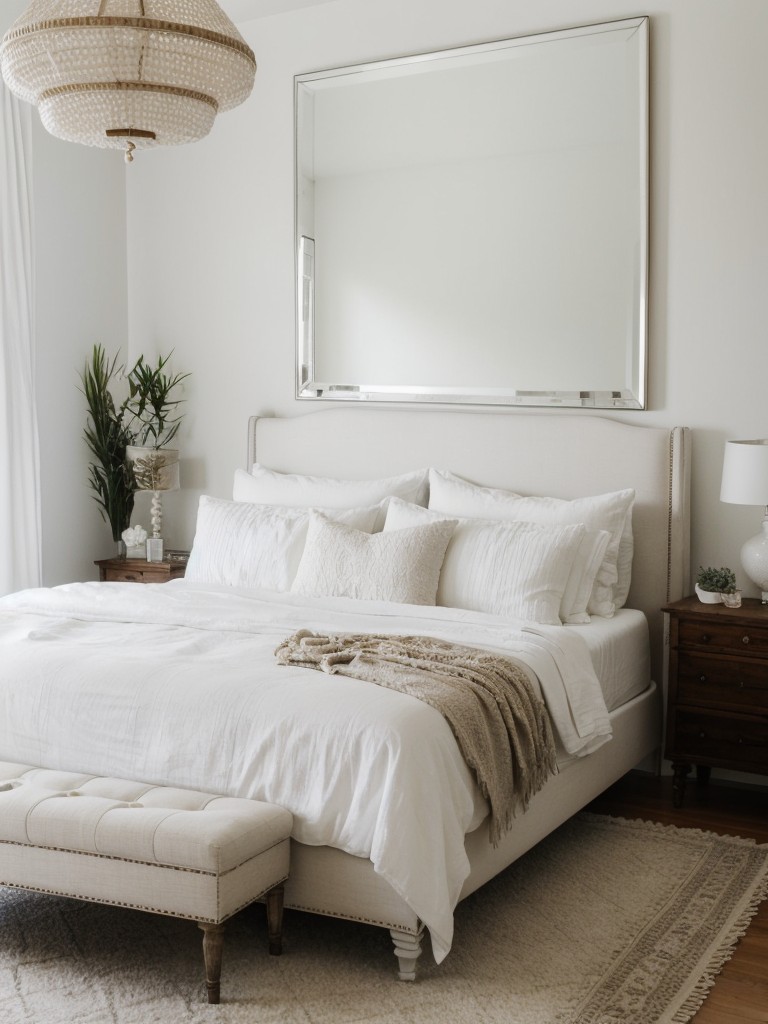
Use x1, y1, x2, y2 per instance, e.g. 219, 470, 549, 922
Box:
239, 465, 429, 527
290, 512, 456, 605
428, 469, 634, 618
185, 496, 380, 591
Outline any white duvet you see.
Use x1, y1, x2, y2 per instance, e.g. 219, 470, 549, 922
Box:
0, 580, 611, 961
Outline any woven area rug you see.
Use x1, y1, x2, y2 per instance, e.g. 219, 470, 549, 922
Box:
1, 813, 767, 1024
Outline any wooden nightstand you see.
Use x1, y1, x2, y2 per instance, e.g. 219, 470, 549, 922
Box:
95, 556, 187, 584
663, 596, 768, 806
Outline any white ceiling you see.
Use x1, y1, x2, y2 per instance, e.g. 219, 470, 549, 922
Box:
219, 0, 335, 22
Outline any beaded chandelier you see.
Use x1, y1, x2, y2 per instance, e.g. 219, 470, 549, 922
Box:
0, 1, 257, 162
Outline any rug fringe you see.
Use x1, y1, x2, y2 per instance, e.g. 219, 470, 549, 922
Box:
578, 812, 768, 1024
668, 871, 768, 1024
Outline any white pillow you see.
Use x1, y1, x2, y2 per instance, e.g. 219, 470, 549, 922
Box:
291, 512, 456, 605
385, 496, 445, 531
558, 528, 611, 623
441, 519, 585, 625
185, 496, 380, 591
385, 497, 608, 624
385, 497, 585, 624
428, 469, 634, 617
613, 520, 635, 609
239, 465, 429, 527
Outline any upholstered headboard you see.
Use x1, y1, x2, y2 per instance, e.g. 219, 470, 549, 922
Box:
248, 409, 691, 685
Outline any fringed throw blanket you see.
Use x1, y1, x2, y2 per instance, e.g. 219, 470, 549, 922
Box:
275, 630, 558, 844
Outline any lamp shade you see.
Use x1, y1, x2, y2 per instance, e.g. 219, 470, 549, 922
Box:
127, 446, 180, 493
0, 1, 256, 161
720, 439, 768, 506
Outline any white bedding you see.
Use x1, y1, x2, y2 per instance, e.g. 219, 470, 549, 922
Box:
0, 580, 613, 961
568, 608, 650, 712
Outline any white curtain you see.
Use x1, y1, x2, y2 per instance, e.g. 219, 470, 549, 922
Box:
0, 79, 41, 595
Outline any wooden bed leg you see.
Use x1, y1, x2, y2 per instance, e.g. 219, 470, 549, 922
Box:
265, 883, 285, 956
199, 922, 225, 1004
390, 926, 424, 981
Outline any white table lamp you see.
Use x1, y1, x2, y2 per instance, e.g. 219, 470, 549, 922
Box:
720, 439, 768, 603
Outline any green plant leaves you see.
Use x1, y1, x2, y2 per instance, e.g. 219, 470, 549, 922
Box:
124, 352, 190, 448
79, 344, 135, 542
79, 346, 189, 543
696, 565, 737, 594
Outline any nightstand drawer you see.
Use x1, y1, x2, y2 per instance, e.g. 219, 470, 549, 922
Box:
664, 596, 768, 804
678, 619, 768, 655
95, 557, 187, 583
107, 566, 147, 583
677, 652, 768, 713
108, 567, 170, 583
674, 708, 768, 772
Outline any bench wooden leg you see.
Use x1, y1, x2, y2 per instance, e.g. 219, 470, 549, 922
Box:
199, 921, 225, 1004
266, 883, 285, 956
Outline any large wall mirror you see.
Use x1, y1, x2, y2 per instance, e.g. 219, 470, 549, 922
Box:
295, 17, 648, 409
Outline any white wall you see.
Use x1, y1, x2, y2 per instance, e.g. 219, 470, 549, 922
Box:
33, 130, 128, 584
121, 0, 767, 596
2, 1, 129, 585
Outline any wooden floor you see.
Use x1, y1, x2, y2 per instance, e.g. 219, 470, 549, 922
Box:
587, 773, 768, 1024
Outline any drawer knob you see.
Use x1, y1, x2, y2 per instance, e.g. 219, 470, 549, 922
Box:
699, 674, 707, 683
699, 731, 706, 739
742, 635, 750, 645
700, 634, 710, 643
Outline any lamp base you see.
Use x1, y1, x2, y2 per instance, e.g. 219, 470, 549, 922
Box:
740, 516, 768, 603
151, 490, 164, 539
146, 538, 164, 563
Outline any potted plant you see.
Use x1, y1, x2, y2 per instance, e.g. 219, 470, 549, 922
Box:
124, 352, 190, 449
80, 345, 136, 551
123, 352, 190, 548
695, 566, 738, 605
80, 346, 189, 553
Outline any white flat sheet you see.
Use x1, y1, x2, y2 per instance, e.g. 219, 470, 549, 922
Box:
0, 580, 613, 962
568, 608, 651, 712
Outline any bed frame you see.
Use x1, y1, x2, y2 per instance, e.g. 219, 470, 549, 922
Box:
248, 408, 691, 978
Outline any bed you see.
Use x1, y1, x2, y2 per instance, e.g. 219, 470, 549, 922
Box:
0, 408, 690, 979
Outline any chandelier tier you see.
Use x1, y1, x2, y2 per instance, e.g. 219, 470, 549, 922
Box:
0, 1, 257, 161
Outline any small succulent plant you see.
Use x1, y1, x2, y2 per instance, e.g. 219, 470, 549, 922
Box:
696, 566, 737, 594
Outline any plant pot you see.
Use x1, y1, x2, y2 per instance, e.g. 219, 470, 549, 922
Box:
695, 584, 723, 604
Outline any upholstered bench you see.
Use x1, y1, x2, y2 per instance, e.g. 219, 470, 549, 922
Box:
0, 762, 292, 1004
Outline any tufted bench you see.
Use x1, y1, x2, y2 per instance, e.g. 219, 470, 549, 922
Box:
0, 762, 293, 1004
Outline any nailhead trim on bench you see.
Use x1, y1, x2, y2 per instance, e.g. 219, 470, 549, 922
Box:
0, 767, 293, 1004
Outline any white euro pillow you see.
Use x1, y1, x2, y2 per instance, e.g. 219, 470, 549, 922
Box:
427, 469, 634, 618
186, 496, 380, 591
291, 511, 456, 605
238, 465, 429, 528
385, 497, 586, 625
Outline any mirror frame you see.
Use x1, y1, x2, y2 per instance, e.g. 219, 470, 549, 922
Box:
295, 17, 649, 410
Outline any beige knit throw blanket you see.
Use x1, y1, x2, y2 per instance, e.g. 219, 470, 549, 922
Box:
275, 630, 558, 845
